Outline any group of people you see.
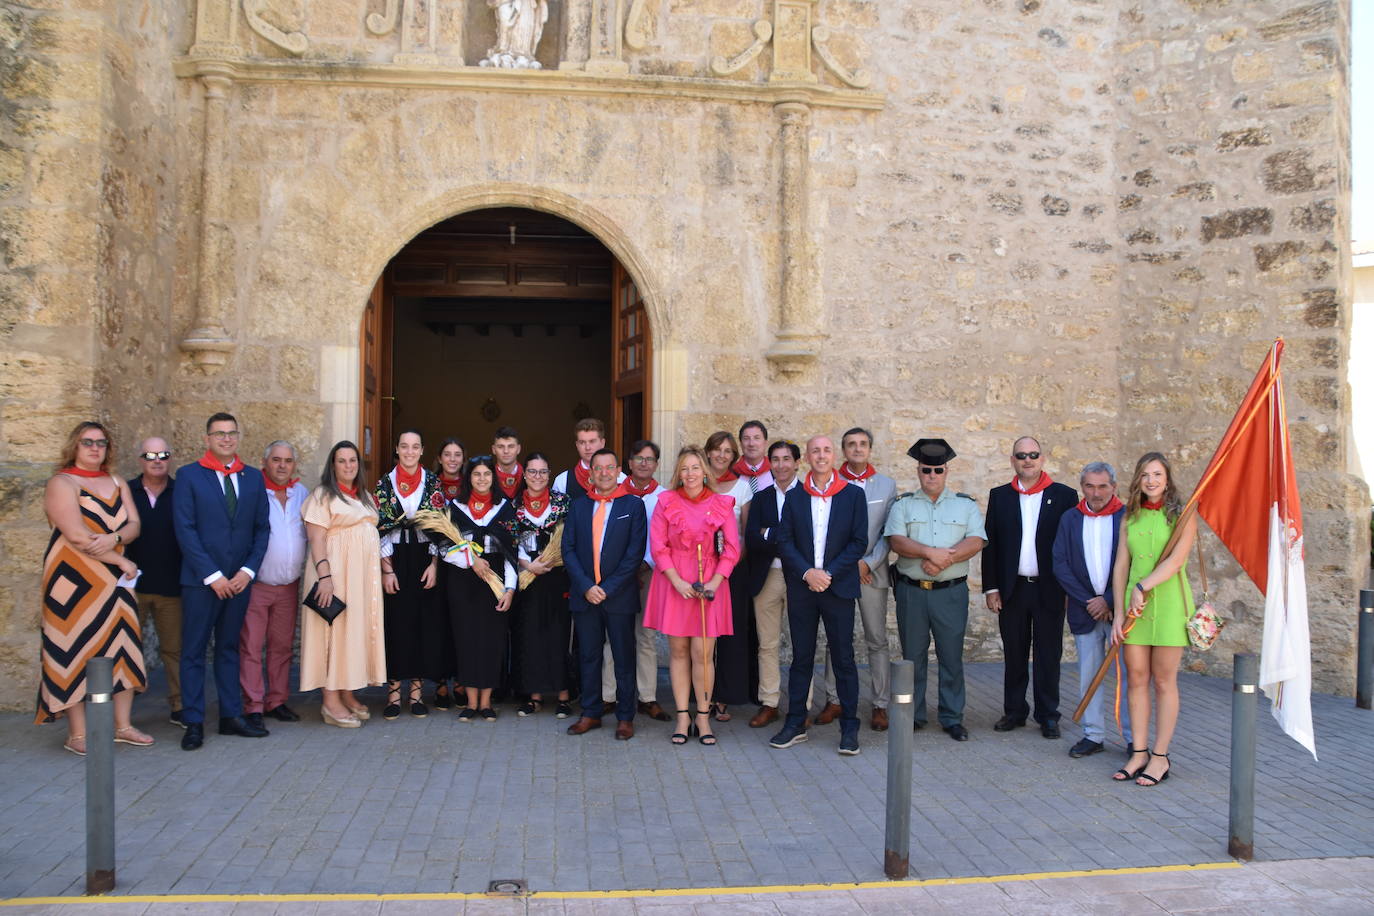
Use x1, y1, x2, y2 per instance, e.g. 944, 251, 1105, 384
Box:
38, 413, 1196, 785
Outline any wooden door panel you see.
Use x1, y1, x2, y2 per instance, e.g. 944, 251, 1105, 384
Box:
359, 273, 394, 482
611, 261, 651, 458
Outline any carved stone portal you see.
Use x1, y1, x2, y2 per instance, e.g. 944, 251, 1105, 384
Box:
480, 0, 549, 69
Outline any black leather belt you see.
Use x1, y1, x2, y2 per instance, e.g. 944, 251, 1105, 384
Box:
897, 573, 967, 591
1017, 575, 1039, 583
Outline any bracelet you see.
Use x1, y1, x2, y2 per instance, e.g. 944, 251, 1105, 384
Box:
383, 569, 396, 576
318, 574, 331, 580
315, 559, 328, 569
1135, 582, 1146, 593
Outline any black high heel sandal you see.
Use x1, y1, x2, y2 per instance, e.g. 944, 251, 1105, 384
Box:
695, 711, 717, 746
671, 711, 690, 746
383, 682, 402, 720
409, 680, 428, 717
1113, 746, 1149, 781
1136, 751, 1171, 786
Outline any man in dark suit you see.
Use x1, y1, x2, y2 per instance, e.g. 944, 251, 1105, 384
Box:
172, 412, 272, 751
768, 435, 868, 756
983, 436, 1078, 739
562, 448, 648, 740
1051, 461, 1131, 758
743, 439, 800, 729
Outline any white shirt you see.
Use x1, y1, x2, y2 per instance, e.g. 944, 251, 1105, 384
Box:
258, 483, 308, 586
738, 460, 774, 493
552, 464, 626, 496
379, 468, 433, 559
516, 500, 555, 560
442, 500, 517, 590
1083, 513, 1113, 596
638, 485, 662, 567
809, 475, 838, 570
765, 477, 799, 569
1016, 490, 1043, 577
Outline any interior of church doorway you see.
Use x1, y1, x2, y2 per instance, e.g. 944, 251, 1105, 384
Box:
359, 207, 651, 480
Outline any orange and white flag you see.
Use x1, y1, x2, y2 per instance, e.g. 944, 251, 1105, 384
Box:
1192, 339, 1315, 758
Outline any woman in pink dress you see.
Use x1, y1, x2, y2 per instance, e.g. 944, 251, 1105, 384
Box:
643, 446, 741, 745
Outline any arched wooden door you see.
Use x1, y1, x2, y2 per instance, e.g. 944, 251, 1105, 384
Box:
612, 262, 651, 459
358, 275, 393, 481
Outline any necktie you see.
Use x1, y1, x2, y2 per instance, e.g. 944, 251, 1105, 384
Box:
223, 471, 237, 516
747, 474, 758, 495
592, 499, 609, 584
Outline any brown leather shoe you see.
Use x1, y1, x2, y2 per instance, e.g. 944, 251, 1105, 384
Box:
749, 705, 779, 728
566, 717, 603, 735
615, 720, 635, 740
816, 702, 843, 725
871, 707, 889, 732
638, 700, 671, 722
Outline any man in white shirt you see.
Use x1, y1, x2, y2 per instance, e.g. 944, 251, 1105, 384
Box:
239, 441, 309, 729
1051, 462, 1131, 758
552, 418, 624, 501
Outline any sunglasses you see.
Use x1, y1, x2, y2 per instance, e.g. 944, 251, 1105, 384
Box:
919, 467, 945, 475
79, 438, 109, 449
1014, 451, 1041, 460
140, 450, 172, 461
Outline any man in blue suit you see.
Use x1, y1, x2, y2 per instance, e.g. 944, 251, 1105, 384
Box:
1051, 461, 1131, 758
173, 412, 271, 751
562, 448, 648, 740
769, 435, 868, 756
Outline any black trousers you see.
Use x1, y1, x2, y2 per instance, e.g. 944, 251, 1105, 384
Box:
998, 577, 1065, 724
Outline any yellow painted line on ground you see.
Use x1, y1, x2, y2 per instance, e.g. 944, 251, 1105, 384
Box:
0, 860, 1242, 906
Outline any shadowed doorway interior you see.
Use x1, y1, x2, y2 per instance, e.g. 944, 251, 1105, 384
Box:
359, 208, 651, 477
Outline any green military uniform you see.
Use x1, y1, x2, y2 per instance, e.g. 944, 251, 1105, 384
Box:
884, 481, 986, 730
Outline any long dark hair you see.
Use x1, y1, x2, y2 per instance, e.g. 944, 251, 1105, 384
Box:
320, 440, 374, 507
466, 454, 499, 499
1126, 451, 1182, 523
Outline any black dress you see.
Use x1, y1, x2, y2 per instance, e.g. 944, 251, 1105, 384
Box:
509, 492, 572, 695
443, 498, 518, 690
376, 469, 450, 682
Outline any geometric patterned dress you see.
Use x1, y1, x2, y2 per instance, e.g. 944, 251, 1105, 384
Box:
36, 487, 147, 723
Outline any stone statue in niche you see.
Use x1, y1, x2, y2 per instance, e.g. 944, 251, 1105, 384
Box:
480, 0, 549, 69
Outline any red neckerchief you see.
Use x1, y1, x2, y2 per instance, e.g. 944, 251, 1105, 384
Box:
394, 464, 422, 496
199, 450, 245, 475
439, 474, 463, 501
338, 483, 358, 498
264, 476, 300, 492
1012, 472, 1053, 495
589, 483, 629, 502
522, 488, 550, 516
1078, 495, 1124, 518
572, 462, 593, 493
679, 486, 713, 504
625, 478, 660, 497
467, 491, 497, 520
496, 463, 522, 500
61, 466, 107, 478
731, 457, 767, 479
839, 463, 876, 482
714, 468, 739, 483
1142, 498, 1164, 511
802, 472, 847, 499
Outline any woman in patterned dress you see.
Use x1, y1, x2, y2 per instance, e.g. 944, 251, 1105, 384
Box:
1111, 452, 1196, 787
38, 421, 154, 755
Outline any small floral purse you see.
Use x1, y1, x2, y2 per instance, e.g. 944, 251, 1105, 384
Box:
1184, 536, 1225, 651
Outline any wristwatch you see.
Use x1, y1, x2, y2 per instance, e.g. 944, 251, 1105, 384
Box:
114, 532, 122, 545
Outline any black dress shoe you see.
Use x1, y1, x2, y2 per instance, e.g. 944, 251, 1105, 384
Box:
913, 720, 925, 731
219, 715, 269, 738
1069, 737, 1104, 758
180, 722, 204, 750
265, 704, 300, 722
1041, 720, 1061, 739
244, 712, 268, 733
943, 724, 969, 742
993, 716, 1026, 731
169, 709, 187, 729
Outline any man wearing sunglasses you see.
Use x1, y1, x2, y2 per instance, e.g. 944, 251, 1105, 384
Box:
126, 437, 185, 727
883, 439, 986, 740
982, 437, 1077, 740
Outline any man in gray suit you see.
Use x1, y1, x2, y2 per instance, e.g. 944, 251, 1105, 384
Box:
814, 427, 898, 732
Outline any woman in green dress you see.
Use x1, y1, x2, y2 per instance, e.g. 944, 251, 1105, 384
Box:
1110, 452, 1196, 787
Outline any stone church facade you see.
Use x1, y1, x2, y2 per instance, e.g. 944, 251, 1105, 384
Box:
0, 0, 1365, 706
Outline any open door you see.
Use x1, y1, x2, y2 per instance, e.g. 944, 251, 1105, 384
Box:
611, 261, 651, 458
359, 273, 394, 482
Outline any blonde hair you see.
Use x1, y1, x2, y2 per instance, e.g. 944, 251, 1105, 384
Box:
1126, 451, 1182, 523
670, 446, 710, 491
57, 421, 115, 474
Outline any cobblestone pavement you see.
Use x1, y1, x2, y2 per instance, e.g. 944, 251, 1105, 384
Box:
1, 661, 1371, 901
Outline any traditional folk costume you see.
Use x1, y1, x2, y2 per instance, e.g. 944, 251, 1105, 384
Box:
376, 466, 451, 684
506, 489, 572, 695
440, 493, 518, 689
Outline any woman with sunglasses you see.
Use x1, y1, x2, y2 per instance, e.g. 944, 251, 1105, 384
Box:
702, 430, 756, 723
430, 437, 466, 710
38, 421, 153, 754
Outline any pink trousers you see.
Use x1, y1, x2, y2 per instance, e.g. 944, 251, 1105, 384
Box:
240, 580, 299, 714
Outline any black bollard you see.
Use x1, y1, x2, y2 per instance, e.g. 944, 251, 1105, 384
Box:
1228, 652, 1257, 861
85, 657, 116, 894
884, 659, 914, 879
1358, 590, 1373, 710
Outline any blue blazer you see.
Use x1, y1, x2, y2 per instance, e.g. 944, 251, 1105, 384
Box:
777, 482, 868, 601
1050, 507, 1123, 635
172, 461, 271, 588
743, 485, 788, 597
562, 493, 647, 616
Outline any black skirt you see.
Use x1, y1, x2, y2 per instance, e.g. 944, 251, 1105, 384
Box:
511, 567, 571, 695
382, 535, 449, 681
447, 564, 511, 690
710, 573, 759, 705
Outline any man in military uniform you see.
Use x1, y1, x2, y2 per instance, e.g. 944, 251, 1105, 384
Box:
883, 439, 987, 741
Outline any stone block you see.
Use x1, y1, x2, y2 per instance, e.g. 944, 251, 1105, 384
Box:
1301, 288, 1338, 328
1230, 51, 1273, 83
1216, 127, 1272, 152
1261, 76, 1336, 110
1200, 207, 1272, 243
1289, 198, 1335, 232
1256, 2, 1338, 42
1254, 240, 1308, 273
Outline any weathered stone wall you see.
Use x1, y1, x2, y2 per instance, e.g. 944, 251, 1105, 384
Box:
0, 0, 1363, 708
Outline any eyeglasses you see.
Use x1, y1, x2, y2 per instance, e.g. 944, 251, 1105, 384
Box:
79, 438, 109, 449
919, 467, 945, 475
209, 430, 240, 440
140, 451, 172, 461
525, 469, 550, 477
631, 456, 658, 464
1013, 451, 1041, 460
